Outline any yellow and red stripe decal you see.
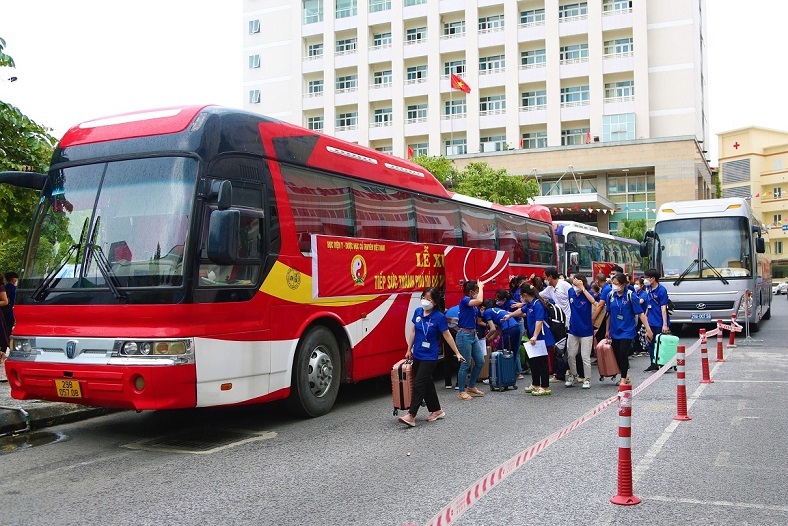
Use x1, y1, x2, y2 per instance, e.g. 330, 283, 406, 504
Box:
260, 261, 381, 306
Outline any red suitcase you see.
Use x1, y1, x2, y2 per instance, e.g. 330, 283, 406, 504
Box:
595, 339, 620, 381
391, 359, 413, 416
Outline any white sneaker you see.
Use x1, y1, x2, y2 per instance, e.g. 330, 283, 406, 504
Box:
582, 378, 591, 389
564, 375, 574, 387
482, 378, 490, 385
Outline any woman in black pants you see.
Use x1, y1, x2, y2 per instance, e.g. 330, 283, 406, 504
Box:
604, 274, 652, 384
398, 288, 465, 427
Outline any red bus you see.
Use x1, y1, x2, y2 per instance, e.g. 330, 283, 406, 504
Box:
0, 106, 556, 417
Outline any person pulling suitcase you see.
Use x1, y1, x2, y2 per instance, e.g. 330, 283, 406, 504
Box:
642, 269, 671, 372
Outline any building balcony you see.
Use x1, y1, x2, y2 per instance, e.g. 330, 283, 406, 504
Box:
478, 27, 505, 48
478, 68, 506, 89
560, 101, 591, 121
518, 63, 547, 83
369, 44, 392, 64
404, 117, 429, 137
335, 50, 358, 69
404, 78, 429, 98
439, 0, 464, 14
603, 96, 635, 115
302, 92, 324, 110
335, 87, 359, 106
518, 22, 546, 42
440, 114, 468, 134
603, 52, 635, 74
439, 33, 466, 54
369, 84, 393, 102
559, 59, 590, 79
301, 20, 325, 38
302, 55, 324, 74
403, 39, 428, 59
602, 9, 634, 31
369, 121, 393, 140
518, 106, 547, 126
403, 1, 428, 19
558, 16, 589, 37
479, 109, 507, 129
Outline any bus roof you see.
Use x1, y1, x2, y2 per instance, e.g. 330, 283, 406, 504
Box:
656, 197, 753, 221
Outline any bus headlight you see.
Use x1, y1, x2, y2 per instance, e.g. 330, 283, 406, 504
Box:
122, 342, 139, 355
118, 339, 191, 357
153, 341, 186, 355
11, 338, 31, 353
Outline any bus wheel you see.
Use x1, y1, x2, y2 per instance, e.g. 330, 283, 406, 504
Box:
286, 326, 340, 418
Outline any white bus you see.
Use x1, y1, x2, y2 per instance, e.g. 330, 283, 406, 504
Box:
554, 221, 642, 277
641, 198, 771, 329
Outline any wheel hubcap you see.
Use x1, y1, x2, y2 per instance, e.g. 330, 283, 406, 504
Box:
307, 346, 334, 398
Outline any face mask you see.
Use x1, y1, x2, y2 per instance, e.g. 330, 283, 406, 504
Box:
573, 286, 582, 293
644, 278, 652, 287
496, 300, 504, 306
612, 284, 622, 292
470, 292, 478, 299
420, 299, 433, 310
634, 285, 641, 291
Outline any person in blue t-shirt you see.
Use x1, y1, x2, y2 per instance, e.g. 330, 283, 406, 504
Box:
398, 287, 465, 427
643, 269, 671, 372
566, 273, 598, 389
455, 280, 487, 400
480, 297, 519, 357
605, 273, 653, 385
506, 284, 555, 396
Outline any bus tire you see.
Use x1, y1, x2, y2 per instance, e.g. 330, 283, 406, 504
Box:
286, 326, 341, 418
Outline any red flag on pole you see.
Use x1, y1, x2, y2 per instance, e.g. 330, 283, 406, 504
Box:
585, 130, 591, 144
450, 73, 471, 93
407, 146, 414, 159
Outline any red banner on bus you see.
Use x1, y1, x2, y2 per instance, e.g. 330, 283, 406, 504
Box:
312, 235, 447, 297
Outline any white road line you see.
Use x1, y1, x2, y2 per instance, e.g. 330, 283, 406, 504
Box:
644, 495, 788, 513
714, 380, 788, 383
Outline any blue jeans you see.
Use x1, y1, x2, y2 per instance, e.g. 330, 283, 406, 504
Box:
512, 320, 525, 374
456, 330, 485, 391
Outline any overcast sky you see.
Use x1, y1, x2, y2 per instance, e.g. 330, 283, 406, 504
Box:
1, 1, 785, 165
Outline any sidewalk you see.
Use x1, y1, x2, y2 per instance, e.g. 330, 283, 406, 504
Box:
0, 364, 115, 435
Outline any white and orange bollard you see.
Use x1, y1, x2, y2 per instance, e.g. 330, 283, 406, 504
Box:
699, 328, 713, 384
716, 320, 726, 362
611, 383, 641, 506
728, 313, 737, 348
674, 345, 692, 421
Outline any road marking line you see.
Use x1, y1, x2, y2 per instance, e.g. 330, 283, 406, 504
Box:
644, 495, 788, 512
714, 380, 788, 383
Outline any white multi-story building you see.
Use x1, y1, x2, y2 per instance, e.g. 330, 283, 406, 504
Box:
243, 0, 708, 158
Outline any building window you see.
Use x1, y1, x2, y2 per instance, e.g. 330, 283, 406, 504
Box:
406, 26, 427, 42
776, 241, 784, 255
307, 43, 324, 57
406, 65, 427, 82
479, 15, 504, 31
336, 38, 357, 53
774, 214, 782, 224
373, 70, 393, 86
409, 142, 428, 157
307, 80, 324, 95
521, 49, 547, 67
373, 108, 393, 125
561, 128, 589, 146
520, 9, 545, 25
336, 75, 358, 91
602, 113, 636, 142
249, 90, 261, 104
405, 0, 426, 5
443, 20, 465, 37
368, 0, 390, 13
336, 112, 358, 130
443, 60, 466, 75
521, 90, 547, 110
560, 85, 590, 106
407, 104, 428, 121
774, 187, 782, 198
248, 54, 261, 69
248, 19, 261, 34
372, 32, 392, 47
560, 44, 589, 63
479, 95, 506, 113
522, 132, 547, 149
479, 55, 505, 72
605, 80, 635, 100
303, 0, 323, 24
445, 139, 467, 156
604, 37, 633, 55
481, 135, 507, 152
558, 2, 588, 19
307, 116, 324, 131
335, 0, 357, 19
444, 99, 467, 117
603, 0, 632, 12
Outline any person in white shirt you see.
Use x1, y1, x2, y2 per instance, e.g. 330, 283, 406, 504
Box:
541, 267, 572, 324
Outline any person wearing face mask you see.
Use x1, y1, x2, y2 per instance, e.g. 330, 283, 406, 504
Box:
643, 269, 671, 372
565, 273, 597, 389
594, 265, 625, 345
455, 280, 487, 400
399, 287, 465, 427
605, 273, 653, 384
505, 284, 555, 396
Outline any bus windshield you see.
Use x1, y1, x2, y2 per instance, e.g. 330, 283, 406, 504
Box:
23, 156, 198, 291
656, 216, 751, 279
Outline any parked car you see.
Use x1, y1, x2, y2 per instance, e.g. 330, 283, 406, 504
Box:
772, 281, 788, 295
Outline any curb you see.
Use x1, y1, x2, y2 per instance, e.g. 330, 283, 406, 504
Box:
0, 402, 118, 436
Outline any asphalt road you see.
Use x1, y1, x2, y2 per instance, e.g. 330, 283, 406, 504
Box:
2, 303, 788, 525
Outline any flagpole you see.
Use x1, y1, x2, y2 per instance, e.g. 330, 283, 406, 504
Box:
450, 74, 454, 156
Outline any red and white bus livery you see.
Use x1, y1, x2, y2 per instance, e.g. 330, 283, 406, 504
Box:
1, 106, 556, 416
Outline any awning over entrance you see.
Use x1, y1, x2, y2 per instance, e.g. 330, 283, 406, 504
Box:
532, 193, 615, 214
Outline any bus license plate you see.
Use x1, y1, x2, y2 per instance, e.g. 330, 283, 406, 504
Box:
54, 379, 82, 398
691, 313, 712, 320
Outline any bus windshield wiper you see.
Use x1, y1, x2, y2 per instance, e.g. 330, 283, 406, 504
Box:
85, 242, 127, 301
673, 259, 698, 286
32, 217, 89, 302
700, 258, 729, 285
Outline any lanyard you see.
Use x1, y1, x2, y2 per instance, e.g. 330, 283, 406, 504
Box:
421, 311, 433, 339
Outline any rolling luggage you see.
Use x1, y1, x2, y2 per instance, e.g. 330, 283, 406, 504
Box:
595, 338, 620, 381
654, 333, 680, 368
391, 359, 413, 416
489, 350, 518, 391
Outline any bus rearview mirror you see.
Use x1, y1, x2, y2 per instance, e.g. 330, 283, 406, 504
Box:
208, 210, 240, 264
755, 237, 765, 254
639, 241, 649, 258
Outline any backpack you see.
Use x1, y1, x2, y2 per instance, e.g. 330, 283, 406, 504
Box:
667, 299, 675, 316
544, 301, 568, 353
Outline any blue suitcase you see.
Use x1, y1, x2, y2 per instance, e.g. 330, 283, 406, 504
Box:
489, 350, 518, 391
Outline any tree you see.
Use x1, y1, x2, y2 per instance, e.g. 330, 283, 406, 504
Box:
0, 37, 57, 271
411, 155, 459, 188
455, 162, 539, 205
619, 218, 646, 242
